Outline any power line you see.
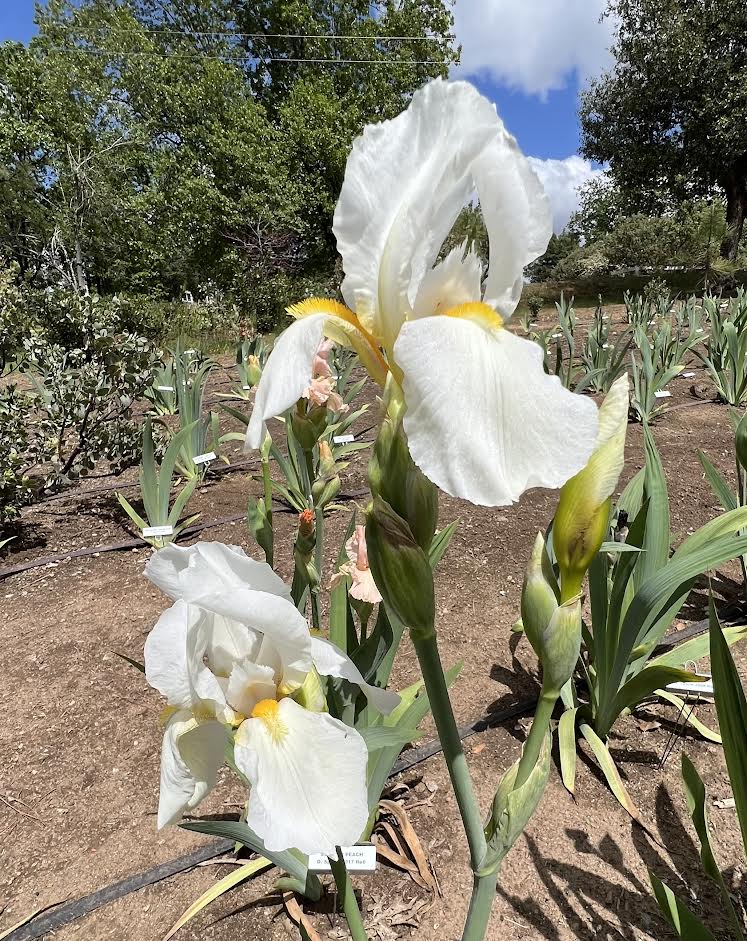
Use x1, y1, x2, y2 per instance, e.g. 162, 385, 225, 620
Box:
50, 25, 439, 42
50, 46, 440, 65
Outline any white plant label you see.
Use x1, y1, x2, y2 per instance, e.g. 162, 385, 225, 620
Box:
155, 385, 174, 392
142, 524, 174, 538
193, 451, 217, 465
681, 372, 695, 378
308, 844, 377, 873
666, 676, 714, 699
333, 434, 355, 444
242, 384, 252, 390
654, 390, 671, 399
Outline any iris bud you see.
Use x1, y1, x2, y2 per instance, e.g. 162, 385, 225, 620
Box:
365, 496, 435, 640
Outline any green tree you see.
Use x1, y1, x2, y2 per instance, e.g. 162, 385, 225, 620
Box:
580, 0, 747, 259
526, 231, 580, 283
0, 0, 458, 308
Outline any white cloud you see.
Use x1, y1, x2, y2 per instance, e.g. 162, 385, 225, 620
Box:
527, 156, 604, 233
452, 0, 615, 97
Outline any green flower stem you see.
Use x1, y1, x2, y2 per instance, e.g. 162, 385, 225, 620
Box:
411, 631, 497, 941
514, 686, 558, 789
463, 866, 501, 941
311, 503, 324, 633
309, 581, 322, 632
328, 849, 368, 941
261, 448, 273, 567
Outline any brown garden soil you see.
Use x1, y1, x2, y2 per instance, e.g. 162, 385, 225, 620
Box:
2, 304, 746, 941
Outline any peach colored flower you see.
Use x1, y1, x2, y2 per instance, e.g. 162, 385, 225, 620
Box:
330, 525, 382, 604
303, 340, 349, 413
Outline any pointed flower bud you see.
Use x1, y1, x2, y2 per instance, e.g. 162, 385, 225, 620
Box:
245, 354, 262, 388
318, 440, 335, 475
520, 534, 581, 692
538, 596, 583, 693
369, 410, 438, 551
520, 533, 559, 658
312, 441, 341, 509
553, 375, 629, 600
365, 496, 435, 640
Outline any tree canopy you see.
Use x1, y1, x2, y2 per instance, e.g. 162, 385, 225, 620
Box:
580, 0, 747, 258
0, 0, 458, 310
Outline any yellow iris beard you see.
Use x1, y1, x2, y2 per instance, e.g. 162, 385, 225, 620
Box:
443, 301, 504, 332
251, 698, 289, 743
286, 297, 389, 386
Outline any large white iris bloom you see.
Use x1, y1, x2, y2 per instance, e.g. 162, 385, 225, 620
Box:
245, 78, 598, 506
143, 542, 398, 856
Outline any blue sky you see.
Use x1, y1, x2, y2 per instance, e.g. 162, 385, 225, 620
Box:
0, 1, 36, 45
0, 0, 611, 230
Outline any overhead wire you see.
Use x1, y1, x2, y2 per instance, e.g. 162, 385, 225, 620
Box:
49, 47, 441, 65
49, 26, 438, 41
45, 24, 444, 64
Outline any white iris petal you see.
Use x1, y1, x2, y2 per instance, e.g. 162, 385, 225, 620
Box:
234, 698, 369, 857
395, 317, 599, 507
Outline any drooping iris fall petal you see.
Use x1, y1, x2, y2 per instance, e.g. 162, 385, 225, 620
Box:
234, 697, 369, 857
394, 312, 599, 507
158, 711, 226, 829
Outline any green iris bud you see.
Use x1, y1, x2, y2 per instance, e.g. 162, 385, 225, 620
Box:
365, 495, 435, 640
553, 375, 629, 601
520, 533, 581, 693
369, 411, 438, 551
245, 354, 262, 388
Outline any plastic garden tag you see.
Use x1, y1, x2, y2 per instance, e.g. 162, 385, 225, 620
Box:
142, 524, 174, 538
155, 385, 175, 392
333, 434, 355, 444
193, 451, 217, 466
654, 390, 671, 398
308, 844, 377, 873
242, 384, 252, 390
666, 675, 714, 699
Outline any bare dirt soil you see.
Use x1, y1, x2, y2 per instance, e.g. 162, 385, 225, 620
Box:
2, 305, 746, 941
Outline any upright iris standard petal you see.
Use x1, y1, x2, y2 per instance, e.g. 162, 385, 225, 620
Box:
411, 245, 483, 320
394, 315, 599, 507
472, 142, 553, 316
245, 314, 327, 450
145, 543, 312, 676
310, 636, 400, 714
333, 78, 502, 348
234, 697, 369, 857
158, 711, 227, 828
146, 542, 293, 603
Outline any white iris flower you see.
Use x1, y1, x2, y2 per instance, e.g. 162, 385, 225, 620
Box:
245, 78, 599, 506
143, 542, 398, 857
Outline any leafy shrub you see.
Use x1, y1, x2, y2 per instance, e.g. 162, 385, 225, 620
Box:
552, 246, 612, 280
527, 295, 543, 317
22, 292, 157, 488
0, 386, 36, 525
112, 295, 244, 343
642, 277, 670, 307
0, 260, 31, 374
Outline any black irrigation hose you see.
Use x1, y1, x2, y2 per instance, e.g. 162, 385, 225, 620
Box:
7, 696, 539, 941
7, 839, 237, 941
0, 490, 370, 581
